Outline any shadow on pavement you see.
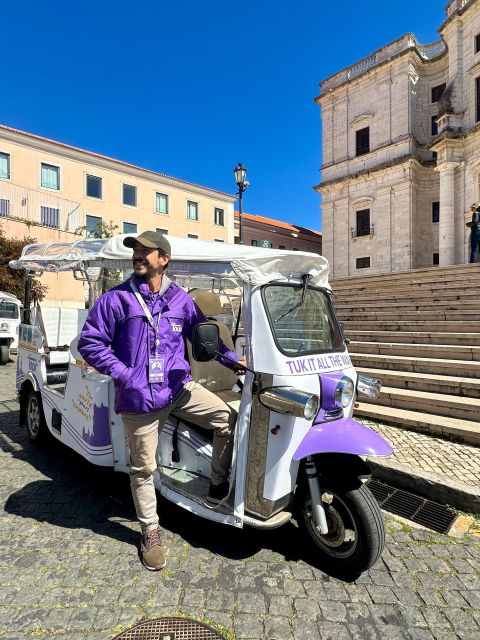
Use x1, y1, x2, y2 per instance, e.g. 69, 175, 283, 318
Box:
1, 408, 350, 576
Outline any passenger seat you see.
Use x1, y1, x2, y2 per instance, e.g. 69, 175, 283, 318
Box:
188, 290, 241, 412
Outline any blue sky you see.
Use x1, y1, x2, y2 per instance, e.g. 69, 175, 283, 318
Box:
2, 0, 446, 230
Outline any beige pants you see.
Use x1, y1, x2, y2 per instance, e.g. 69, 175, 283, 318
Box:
122, 381, 237, 531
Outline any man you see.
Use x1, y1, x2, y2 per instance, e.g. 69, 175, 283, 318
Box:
78, 231, 245, 571
467, 202, 480, 263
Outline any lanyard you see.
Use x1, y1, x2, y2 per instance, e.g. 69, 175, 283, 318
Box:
130, 280, 161, 352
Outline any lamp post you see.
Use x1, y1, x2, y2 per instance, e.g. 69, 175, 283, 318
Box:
233, 162, 249, 244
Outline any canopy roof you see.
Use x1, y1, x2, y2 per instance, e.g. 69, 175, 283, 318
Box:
9, 234, 330, 288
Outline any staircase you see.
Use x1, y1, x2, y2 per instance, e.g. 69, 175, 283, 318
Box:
332, 263, 480, 446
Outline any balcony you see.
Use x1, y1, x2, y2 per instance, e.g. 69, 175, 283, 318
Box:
0, 181, 81, 232
351, 224, 375, 239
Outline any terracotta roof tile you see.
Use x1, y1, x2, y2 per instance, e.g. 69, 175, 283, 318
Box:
235, 210, 321, 236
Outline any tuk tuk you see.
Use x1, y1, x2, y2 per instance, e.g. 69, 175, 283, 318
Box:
10, 234, 392, 576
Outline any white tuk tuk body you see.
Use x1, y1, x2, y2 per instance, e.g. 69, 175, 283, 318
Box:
12, 235, 360, 529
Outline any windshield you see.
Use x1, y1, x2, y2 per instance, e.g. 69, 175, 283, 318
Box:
0, 301, 20, 319
262, 284, 343, 356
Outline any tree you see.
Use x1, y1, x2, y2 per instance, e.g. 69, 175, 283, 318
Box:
0, 227, 48, 301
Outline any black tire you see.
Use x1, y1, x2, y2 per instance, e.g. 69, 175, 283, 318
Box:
298, 481, 385, 578
0, 345, 9, 365
24, 388, 48, 443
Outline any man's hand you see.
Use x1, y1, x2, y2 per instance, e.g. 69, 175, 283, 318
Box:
232, 359, 247, 376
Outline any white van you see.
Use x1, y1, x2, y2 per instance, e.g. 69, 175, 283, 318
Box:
0, 291, 22, 365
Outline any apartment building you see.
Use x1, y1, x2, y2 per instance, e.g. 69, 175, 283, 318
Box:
234, 211, 322, 253
0, 124, 235, 304
315, 0, 480, 277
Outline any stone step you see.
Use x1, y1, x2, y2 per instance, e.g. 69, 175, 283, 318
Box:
350, 352, 480, 377
347, 330, 480, 346
343, 320, 476, 332
349, 340, 480, 361
354, 402, 480, 446
333, 284, 478, 306
333, 273, 480, 292
339, 309, 478, 321
364, 386, 480, 422
333, 263, 480, 289
357, 366, 480, 398
336, 300, 480, 313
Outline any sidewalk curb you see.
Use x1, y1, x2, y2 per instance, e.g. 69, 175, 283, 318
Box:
367, 457, 480, 514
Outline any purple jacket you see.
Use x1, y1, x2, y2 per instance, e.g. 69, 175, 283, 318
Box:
78, 275, 239, 414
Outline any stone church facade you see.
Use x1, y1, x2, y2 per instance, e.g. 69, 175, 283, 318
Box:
315, 0, 480, 277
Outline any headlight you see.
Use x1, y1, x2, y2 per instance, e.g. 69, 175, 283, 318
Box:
259, 386, 319, 420
357, 374, 381, 399
334, 376, 355, 408
0, 322, 8, 332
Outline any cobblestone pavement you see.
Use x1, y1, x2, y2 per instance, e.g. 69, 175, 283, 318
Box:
1, 358, 480, 640
359, 419, 480, 489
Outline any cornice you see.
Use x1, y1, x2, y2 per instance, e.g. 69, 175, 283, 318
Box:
314, 154, 434, 192
0, 124, 235, 202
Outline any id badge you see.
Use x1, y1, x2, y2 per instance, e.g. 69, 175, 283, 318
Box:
148, 356, 165, 384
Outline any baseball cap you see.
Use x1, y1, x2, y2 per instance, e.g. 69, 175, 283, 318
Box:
123, 230, 171, 256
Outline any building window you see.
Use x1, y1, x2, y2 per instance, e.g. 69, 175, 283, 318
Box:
433, 253, 439, 265
475, 33, 480, 54
431, 83, 446, 103
355, 209, 371, 237
86, 175, 102, 199
0, 198, 10, 217
214, 207, 225, 226
123, 184, 137, 207
355, 127, 370, 156
251, 239, 258, 246
155, 192, 169, 214
40, 206, 60, 228
123, 221, 137, 234
41, 163, 60, 190
476, 77, 480, 123
431, 115, 438, 136
356, 256, 370, 269
279, 245, 286, 250
187, 201, 199, 221
187, 233, 198, 239
156, 228, 168, 235
0, 152, 10, 179
85, 214, 102, 237
234, 236, 241, 244
432, 202, 440, 223
432, 151, 438, 161
214, 239, 224, 242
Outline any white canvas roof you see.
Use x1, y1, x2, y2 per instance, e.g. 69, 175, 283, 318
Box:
9, 233, 330, 288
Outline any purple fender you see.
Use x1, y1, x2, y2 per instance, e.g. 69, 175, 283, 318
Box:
293, 416, 393, 461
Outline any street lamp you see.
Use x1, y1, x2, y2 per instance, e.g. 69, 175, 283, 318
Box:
233, 162, 249, 244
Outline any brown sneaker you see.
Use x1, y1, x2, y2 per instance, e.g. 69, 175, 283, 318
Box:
141, 526, 166, 571
206, 480, 230, 505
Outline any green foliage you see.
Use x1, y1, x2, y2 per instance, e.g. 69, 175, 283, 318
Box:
76, 219, 119, 238
0, 227, 48, 301
76, 219, 122, 294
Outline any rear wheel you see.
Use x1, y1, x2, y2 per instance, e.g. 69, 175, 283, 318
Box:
0, 345, 10, 365
24, 388, 48, 443
298, 481, 385, 578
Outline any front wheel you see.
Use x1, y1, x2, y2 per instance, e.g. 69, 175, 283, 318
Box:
298, 482, 385, 578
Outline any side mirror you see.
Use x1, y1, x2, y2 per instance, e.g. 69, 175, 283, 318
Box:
191, 322, 220, 362
339, 321, 350, 345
